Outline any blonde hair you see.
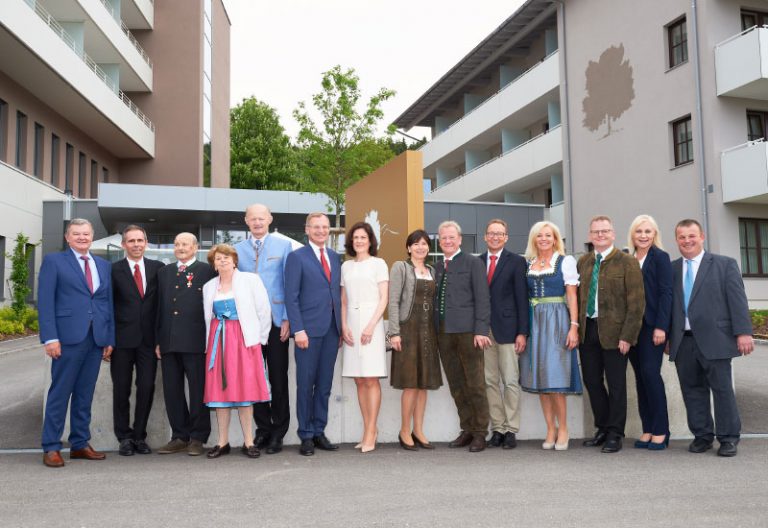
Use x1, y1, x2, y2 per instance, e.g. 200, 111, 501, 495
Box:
525, 221, 566, 259
437, 220, 462, 236
627, 214, 664, 252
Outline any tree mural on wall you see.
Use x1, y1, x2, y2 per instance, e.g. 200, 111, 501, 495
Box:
582, 44, 635, 138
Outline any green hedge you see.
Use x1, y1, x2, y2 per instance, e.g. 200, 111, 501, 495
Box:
0, 306, 38, 337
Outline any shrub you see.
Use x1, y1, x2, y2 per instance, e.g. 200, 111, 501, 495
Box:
6, 233, 34, 320
0, 319, 24, 336
0, 307, 39, 336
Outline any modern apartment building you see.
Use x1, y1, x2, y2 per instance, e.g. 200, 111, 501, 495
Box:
395, 0, 768, 305
0, 0, 230, 303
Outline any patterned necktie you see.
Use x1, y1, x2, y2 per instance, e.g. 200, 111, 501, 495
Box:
319, 247, 331, 282
487, 255, 497, 285
81, 256, 94, 294
254, 239, 263, 271
133, 263, 144, 298
684, 259, 694, 315
586, 253, 603, 317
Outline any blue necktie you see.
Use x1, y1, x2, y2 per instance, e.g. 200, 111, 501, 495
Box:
683, 259, 694, 315
254, 239, 262, 270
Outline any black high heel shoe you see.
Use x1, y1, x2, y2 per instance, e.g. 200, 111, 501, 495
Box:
647, 433, 670, 451
411, 432, 435, 450
207, 443, 231, 459
398, 433, 417, 451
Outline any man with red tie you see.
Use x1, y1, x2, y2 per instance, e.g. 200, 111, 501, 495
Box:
38, 218, 115, 467
110, 225, 164, 456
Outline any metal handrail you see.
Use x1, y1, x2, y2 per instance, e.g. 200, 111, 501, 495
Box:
430, 49, 560, 140
24, 0, 155, 132
430, 124, 562, 193
716, 24, 768, 48
97, 0, 153, 68
721, 138, 765, 155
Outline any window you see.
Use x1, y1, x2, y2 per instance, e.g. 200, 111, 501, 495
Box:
50, 134, 60, 187
90, 160, 98, 198
742, 10, 768, 30
78, 152, 86, 198
65, 143, 74, 193
672, 116, 693, 166
739, 218, 768, 276
747, 110, 768, 141
102, 166, 109, 183
15, 111, 27, 170
0, 98, 7, 162
33, 123, 44, 178
668, 18, 688, 68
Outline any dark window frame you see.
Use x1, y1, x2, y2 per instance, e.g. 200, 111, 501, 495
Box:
739, 218, 768, 277
90, 159, 98, 198
64, 143, 74, 194
741, 9, 768, 30
672, 116, 693, 166
747, 110, 768, 141
33, 122, 44, 178
15, 111, 27, 170
667, 17, 688, 69
0, 98, 8, 162
50, 134, 60, 187
77, 151, 86, 198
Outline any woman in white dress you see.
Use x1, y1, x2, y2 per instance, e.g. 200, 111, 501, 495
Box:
341, 222, 389, 453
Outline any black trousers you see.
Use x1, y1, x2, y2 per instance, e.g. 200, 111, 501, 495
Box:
161, 352, 210, 443
628, 324, 669, 436
253, 324, 290, 440
110, 344, 158, 442
579, 318, 628, 437
675, 334, 740, 443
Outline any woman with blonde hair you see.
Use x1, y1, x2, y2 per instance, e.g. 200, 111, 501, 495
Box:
519, 221, 582, 451
626, 215, 672, 450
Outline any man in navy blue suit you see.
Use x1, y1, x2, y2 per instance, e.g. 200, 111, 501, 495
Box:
38, 218, 115, 468
284, 212, 342, 456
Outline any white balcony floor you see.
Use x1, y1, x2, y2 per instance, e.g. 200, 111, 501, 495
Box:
722, 140, 768, 204
716, 26, 768, 100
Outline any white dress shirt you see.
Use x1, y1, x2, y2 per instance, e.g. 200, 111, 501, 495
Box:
127, 257, 146, 292
590, 246, 614, 319
683, 250, 705, 330
72, 248, 100, 292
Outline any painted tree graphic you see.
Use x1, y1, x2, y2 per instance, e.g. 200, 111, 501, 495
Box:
582, 44, 635, 138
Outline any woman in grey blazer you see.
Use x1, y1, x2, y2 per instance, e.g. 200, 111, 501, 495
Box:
388, 230, 443, 450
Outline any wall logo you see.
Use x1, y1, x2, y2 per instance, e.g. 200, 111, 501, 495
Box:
582, 44, 635, 138
364, 209, 398, 249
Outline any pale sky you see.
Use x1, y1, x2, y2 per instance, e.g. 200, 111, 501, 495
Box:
224, 0, 526, 140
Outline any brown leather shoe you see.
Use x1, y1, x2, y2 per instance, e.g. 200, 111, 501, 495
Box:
70, 445, 106, 460
158, 438, 189, 454
187, 439, 205, 456
469, 435, 486, 453
43, 451, 65, 468
448, 431, 473, 448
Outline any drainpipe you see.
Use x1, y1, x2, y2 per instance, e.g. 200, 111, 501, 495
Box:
555, 0, 576, 253
690, 0, 710, 248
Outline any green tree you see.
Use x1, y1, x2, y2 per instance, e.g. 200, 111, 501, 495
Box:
6, 233, 33, 320
384, 135, 427, 156
230, 97, 299, 190
293, 66, 396, 227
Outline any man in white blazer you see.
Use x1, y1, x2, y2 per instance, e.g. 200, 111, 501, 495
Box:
234, 203, 293, 454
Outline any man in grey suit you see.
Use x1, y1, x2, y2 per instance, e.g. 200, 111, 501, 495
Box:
669, 219, 754, 457
434, 220, 492, 453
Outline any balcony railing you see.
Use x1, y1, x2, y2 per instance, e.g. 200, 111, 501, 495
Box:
23, 0, 155, 131
431, 124, 562, 193
97, 0, 153, 68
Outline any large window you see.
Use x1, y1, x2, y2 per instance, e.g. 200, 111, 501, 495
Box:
667, 18, 688, 68
33, 122, 44, 178
50, 134, 60, 187
739, 218, 768, 276
65, 143, 74, 193
15, 111, 27, 170
747, 110, 768, 141
672, 116, 693, 166
0, 98, 7, 162
742, 10, 768, 30
78, 151, 86, 198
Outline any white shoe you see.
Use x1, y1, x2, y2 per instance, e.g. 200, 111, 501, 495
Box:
542, 441, 555, 450
554, 440, 569, 451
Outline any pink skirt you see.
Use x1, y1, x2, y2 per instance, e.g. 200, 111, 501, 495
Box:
204, 319, 271, 405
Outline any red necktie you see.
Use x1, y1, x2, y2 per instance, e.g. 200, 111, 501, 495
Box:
487, 255, 497, 285
81, 256, 94, 294
133, 263, 144, 298
319, 248, 331, 282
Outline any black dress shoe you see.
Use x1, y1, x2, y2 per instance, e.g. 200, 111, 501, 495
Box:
717, 441, 737, 457
313, 434, 339, 451
448, 431, 473, 448
689, 437, 714, 453
411, 433, 435, 450
583, 431, 608, 447
207, 444, 231, 459
299, 439, 314, 456
266, 437, 283, 455
601, 436, 622, 453
399, 433, 418, 451
502, 432, 517, 450
134, 440, 152, 455
487, 431, 504, 448
118, 439, 135, 456
242, 444, 261, 458
254, 432, 270, 449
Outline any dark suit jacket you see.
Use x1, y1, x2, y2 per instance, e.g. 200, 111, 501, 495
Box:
284, 245, 342, 337
112, 257, 164, 349
38, 250, 114, 347
155, 261, 216, 354
434, 251, 491, 335
479, 249, 529, 344
669, 252, 752, 361
640, 246, 673, 332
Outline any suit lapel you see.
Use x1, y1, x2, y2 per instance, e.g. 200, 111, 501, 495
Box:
689, 253, 712, 306
65, 250, 91, 293
490, 250, 508, 286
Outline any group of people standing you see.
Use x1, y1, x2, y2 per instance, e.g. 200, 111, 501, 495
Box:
37, 207, 754, 468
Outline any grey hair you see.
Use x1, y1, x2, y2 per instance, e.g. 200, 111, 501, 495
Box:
66, 218, 93, 234
175, 232, 199, 245
437, 220, 462, 235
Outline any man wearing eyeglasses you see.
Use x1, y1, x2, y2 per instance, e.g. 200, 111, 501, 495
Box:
577, 215, 644, 453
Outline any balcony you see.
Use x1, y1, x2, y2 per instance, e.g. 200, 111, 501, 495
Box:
721, 140, 768, 204
429, 125, 562, 202
715, 26, 768, 100
544, 201, 565, 230
0, 0, 155, 157
421, 51, 561, 169
123, 0, 154, 30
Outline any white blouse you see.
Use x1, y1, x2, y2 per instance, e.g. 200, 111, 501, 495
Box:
528, 253, 579, 286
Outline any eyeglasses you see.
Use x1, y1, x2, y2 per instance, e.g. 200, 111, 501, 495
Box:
486, 232, 508, 238
589, 229, 613, 236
